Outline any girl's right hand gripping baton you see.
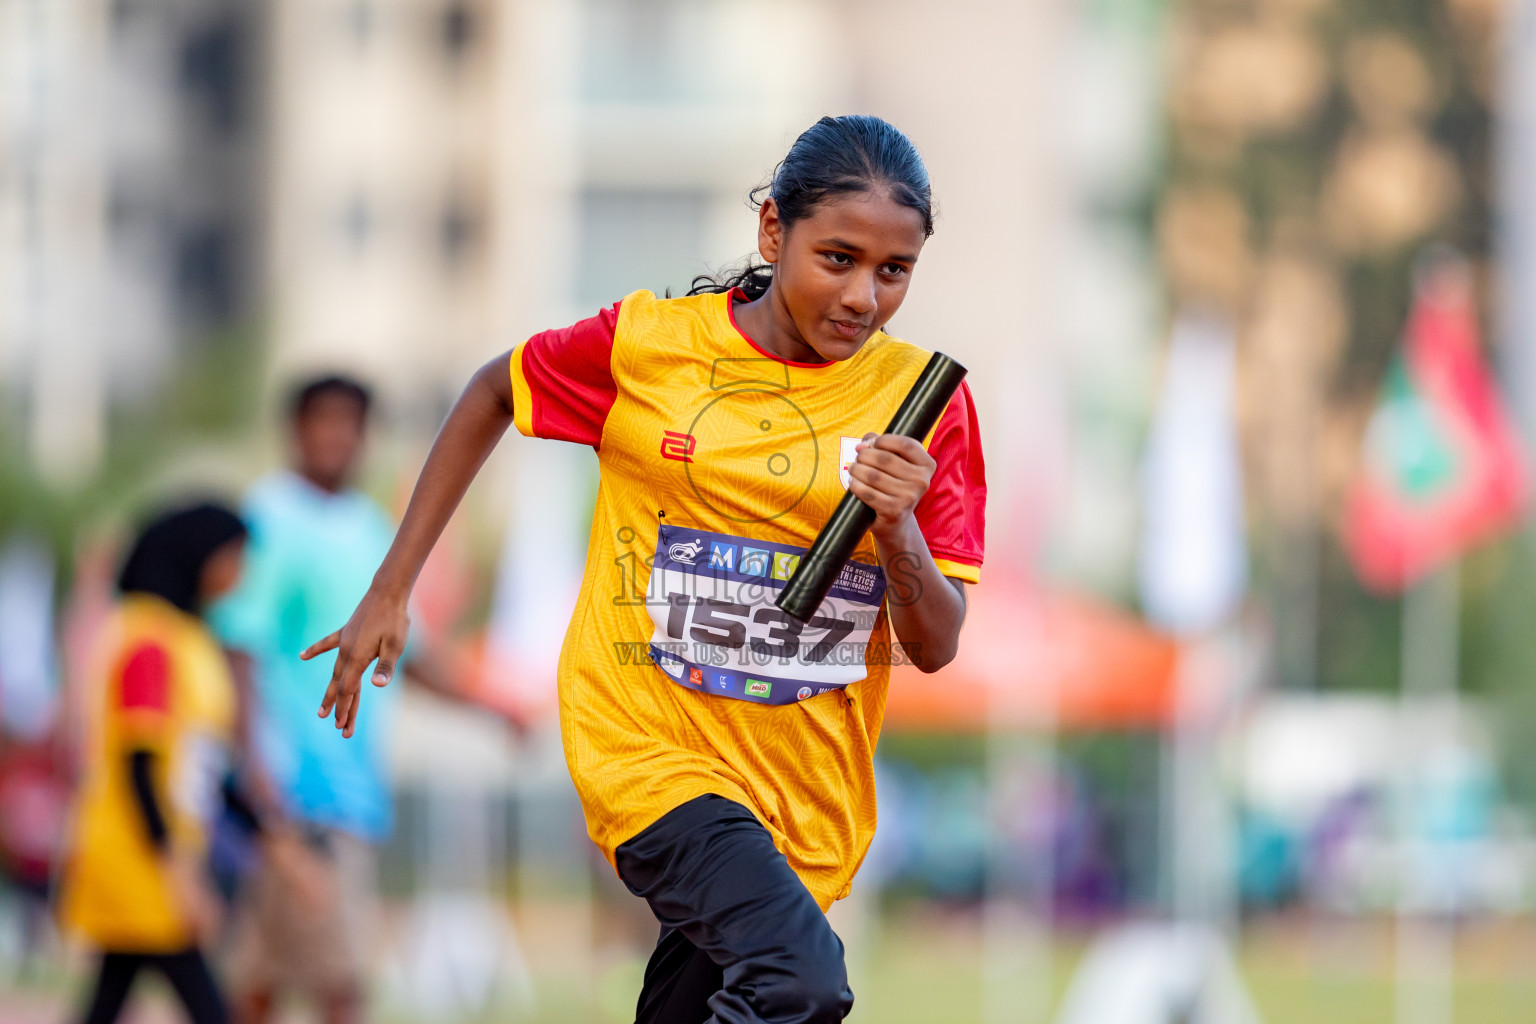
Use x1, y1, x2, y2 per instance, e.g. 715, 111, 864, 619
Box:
776, 352, 968, 623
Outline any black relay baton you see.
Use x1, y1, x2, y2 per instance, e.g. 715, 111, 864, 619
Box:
776, 352, 968, 623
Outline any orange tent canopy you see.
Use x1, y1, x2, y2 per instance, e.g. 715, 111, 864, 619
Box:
452, 577, 1180, 732
884, 579, 1180, 732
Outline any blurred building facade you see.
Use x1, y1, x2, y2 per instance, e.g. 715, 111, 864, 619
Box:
264, 0, 494, 406
264, 0, 1172, 595
3, 0, 1167, 596
264, 0, 857, 416
0, 0, 264, 481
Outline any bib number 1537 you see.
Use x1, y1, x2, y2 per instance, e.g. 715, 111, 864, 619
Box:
663, 593, 856, 665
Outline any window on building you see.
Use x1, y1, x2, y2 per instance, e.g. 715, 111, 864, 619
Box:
440, 1, 478, 65
345, 0, 375, 49
579, 0, 709, 103
179, 15, 244, 133
111, 0, 142, 31
439, 192, 482, 272
176, 223, 239, 323
576, 188, 708, 308
341, 193, 374, 252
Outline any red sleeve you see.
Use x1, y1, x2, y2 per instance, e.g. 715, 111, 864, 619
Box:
915, 379, 987, 582
118, 643, 171, 713
508, 302, 621, 448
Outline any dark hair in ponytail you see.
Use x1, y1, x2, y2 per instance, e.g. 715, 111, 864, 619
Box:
688, 115, 934, 301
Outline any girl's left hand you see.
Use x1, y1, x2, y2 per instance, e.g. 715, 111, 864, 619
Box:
848, 433, 935, 539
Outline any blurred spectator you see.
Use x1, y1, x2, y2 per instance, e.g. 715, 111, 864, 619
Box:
0, 735, 68, 982
0, 536, 60, 740
211, 376, 468, 1024
1052, 772, 1122, 920
1236, 807, 1300, 911
54, 502, 310, 1024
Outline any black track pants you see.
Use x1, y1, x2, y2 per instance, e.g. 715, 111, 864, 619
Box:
617, 794, 853, 1024
75, 948, 228, 1024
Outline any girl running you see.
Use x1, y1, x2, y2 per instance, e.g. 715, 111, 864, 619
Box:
306, 115, 986, 1024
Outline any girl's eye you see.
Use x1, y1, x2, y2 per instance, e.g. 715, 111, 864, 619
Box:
880, 264, 907, 277
825, 252, 853, 267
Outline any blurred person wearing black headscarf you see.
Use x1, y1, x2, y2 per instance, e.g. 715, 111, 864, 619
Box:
55, 503, 317, 1024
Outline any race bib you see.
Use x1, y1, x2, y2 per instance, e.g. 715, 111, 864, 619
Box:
645, 524, 887, 705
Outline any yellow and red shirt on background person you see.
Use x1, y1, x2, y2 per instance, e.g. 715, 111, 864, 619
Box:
509, 288, 986, 909
58, 593, 236, 951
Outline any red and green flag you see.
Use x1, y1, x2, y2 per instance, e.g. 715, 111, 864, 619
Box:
1343, 263, 1529, 593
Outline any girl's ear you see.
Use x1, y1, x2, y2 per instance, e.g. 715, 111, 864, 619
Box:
757, 197, 784, 265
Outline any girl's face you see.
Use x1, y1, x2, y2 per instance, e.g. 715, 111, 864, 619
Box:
758, 189, 928, 361
199, 538, 246, 604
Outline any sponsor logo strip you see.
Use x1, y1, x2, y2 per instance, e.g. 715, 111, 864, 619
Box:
657, 524, 886, 604
648, 644, 846, 706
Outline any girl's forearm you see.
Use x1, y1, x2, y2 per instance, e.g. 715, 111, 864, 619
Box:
375, 357, 515, 597
309, 354, 517, 736
871, 516, 966, 672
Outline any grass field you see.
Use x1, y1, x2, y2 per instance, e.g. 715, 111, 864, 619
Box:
381, 904, 1536, 1024
5, 904, 1533, 1023
849, 910, 1536, 1024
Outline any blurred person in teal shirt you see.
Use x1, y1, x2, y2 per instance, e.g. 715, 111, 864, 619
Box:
211, 376, 463, 1024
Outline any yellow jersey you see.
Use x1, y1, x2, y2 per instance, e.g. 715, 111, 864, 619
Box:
58, 594, 236, 950
510, 289, 986, 909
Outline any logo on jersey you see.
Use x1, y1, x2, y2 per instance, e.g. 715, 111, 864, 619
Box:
746, 679, 772, 698
835, 561, 881, 599
660, 430, 696, 463
711, 672, 734, 692
796, 686, 814, 701
739, 547, 770, 576
839, 436, 864, 490
668, 539, 704, 565
708, 542, 736, 570
771, 552, 801, 581
688, 667, 704, 686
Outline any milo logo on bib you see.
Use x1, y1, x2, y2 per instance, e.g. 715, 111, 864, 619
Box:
645, 524, 886, 706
